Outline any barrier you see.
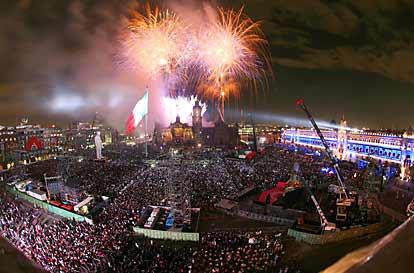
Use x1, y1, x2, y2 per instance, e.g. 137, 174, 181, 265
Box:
7, 187, 91, 223
238, 203, 305, 220
236, 210, 295, 225
133, 227, 199, 242
288, 223, 383, 245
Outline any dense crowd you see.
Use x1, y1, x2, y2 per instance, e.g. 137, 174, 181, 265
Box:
0, 144, 365, 273
0, 188, 126, 273
193, 231, 283, 273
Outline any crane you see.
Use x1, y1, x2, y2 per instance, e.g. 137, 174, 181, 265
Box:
305, 183, 337, 232
295, 99, 353, 222
291, 163, 336, 232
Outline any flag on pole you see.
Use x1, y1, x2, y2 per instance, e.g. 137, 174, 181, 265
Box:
126, 89, 148, 134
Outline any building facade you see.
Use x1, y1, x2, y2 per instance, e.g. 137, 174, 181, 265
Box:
153, 100, 240, 147
282, 122, 414, 179
43, 126, 64, 153
192, 100, 203, 142
153, 116, 195, 145
202, 121, 240, 147
0, 127, 19, 169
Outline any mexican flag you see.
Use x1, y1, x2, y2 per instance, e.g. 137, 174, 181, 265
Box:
126, 89, 148, 134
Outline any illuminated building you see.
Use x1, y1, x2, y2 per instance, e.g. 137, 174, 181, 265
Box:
192, 100, 203, 142
238, 124, 254, 140
154, 116, 195, 145
153, 101, 239, 147
202, 121, 240, 147
65, 120, 117, 151
43, 126, 64, 154
238, 123, 280, 148
0, 126, 18, 169
282, 121, 414, 180
1, 120, 66, 168
14, 120, 47, 163
16, 124, 44, 151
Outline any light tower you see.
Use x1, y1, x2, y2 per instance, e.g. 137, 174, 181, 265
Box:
192, 100, 203, 141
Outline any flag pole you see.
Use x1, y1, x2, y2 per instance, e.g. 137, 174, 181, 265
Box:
145, 88, 148, 158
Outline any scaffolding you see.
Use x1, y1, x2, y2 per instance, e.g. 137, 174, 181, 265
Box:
164, 164, 192, 229
44, 174, 64, 200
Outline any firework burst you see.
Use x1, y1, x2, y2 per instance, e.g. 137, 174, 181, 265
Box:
119, 3, 271, 121
120, 3, 189, 79
198, 7, 270, 86
195, 7, 271, 120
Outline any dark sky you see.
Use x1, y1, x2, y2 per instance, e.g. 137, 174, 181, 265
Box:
0, 0, 413, 129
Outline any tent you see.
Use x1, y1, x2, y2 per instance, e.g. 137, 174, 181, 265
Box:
257, 182, 288, 205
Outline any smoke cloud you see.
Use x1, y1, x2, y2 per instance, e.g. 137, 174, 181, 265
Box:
0, 1, 219, 130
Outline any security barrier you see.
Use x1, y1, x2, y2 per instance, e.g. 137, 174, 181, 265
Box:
7, 187, 91, 223
133, 227, 199, 242
236, 210, 295, 225
288, 223, 382, 245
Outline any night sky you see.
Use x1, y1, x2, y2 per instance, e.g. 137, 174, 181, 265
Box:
0, 0, 413, 129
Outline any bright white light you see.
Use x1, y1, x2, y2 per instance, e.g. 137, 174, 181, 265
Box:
161, 96, 206, 124
48, 86, 132, 114
50, 93, 87, 112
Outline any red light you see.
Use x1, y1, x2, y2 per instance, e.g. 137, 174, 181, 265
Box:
295, 98, 304, 106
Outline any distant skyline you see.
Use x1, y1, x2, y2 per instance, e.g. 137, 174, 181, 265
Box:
0, 0, 413, 129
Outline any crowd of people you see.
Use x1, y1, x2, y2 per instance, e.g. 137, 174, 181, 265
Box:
0, 143, 368, 273
0, 185, 126, 272
193, 231, 283, 273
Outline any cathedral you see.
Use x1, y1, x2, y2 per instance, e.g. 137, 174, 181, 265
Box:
153, 100, 239, 147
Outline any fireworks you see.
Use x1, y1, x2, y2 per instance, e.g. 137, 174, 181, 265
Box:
195, 7, 270, 120
120, 4, 189, 78
197, 8, 269, 85
120, 3, 271, 120
161, 96, 206, 124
